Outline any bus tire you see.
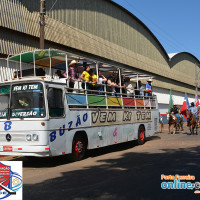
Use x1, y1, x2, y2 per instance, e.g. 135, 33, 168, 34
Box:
138, 125, 145, 145
70, 135, 87, 162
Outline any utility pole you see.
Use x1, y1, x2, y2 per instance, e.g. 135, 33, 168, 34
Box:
40, 0, 46, 49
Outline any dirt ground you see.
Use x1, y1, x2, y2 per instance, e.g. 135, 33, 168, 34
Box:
2, 124, 200, 200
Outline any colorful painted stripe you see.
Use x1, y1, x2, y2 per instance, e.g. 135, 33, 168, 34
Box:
88, 95, 106, 106
66, 94, 87, 105
107, 96, 122, 106
144, 99, 151, 107
123, 98, 135, 107
136, 99, 144, 107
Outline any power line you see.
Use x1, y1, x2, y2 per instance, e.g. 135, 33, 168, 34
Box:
49, 0, 58, 12
122, 0, 196, 55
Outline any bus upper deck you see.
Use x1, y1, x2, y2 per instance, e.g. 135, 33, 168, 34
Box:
0, 49, 157, 118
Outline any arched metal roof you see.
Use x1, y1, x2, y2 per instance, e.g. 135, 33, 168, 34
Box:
108, 0, 170, 60
168, 52, 200, 63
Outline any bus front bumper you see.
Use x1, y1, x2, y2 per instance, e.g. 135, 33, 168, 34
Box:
0, 145, 50, 157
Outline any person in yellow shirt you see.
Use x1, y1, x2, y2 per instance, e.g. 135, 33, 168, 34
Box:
80, 66, 91, 89
89, 69, 97, 90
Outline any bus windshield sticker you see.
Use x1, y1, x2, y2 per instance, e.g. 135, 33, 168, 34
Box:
12, 83, 42, 92
11, 109, 45, 118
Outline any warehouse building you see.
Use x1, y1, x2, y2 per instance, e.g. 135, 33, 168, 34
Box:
0, 0, 199, 118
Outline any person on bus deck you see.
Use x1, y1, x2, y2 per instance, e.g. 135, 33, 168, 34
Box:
36, 68, 45, 76
63, 60, 78, 89
125, 77, 134, 97
116, 75, 126, 97
14, 71, 18, 78
135, 80, 144, 98
56, 70, 65, 78
80, 65, 91, 90
121, 75, 127, 95
139, 81, 145, 97
89, 69, 97, 90
188, 102, 199, 124
107, 74, 117, 95
170, 105, 179, 123
98, 71, 107, 93
145, 79, 152, 97
134, 82, 139, 97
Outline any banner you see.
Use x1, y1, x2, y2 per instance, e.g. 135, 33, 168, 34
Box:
168, 89, 173, 112
194, 94, 199, 107
181, 93, 190, 119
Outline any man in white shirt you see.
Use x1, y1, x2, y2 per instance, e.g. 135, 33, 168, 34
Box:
189, 102, 198, 123
125, 77, 134, 97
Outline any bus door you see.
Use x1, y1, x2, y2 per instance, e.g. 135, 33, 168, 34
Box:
47, 87, 66, 156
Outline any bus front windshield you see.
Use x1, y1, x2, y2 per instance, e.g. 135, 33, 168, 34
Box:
0, 86, 10, 119
11, 83, 45, 118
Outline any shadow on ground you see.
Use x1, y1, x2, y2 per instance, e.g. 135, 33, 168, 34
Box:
23, 138, 200, 200
11, 135, 161, 168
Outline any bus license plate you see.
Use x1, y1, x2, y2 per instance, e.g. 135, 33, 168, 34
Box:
3, 146, 13, 151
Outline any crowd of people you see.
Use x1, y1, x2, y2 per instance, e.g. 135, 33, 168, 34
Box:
56, 60, 153, 97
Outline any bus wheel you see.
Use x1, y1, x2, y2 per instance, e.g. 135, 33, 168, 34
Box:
138, 125, 145, 145
70, 135, 87, 161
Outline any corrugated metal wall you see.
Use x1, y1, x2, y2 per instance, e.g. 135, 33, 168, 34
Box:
0, 0, 199, 94
18, 0, 169, 66
0, 0, 39, 36
170, 53, 197, 77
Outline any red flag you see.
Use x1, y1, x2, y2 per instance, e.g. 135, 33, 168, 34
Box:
194, 94, 199, 107
181, 93, 190, 119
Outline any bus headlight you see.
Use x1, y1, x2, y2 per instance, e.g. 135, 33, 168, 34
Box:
32, 134, 38, 141
26, 135, 31, 141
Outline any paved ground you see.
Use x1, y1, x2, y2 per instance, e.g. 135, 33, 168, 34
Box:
4, 126, 200, 200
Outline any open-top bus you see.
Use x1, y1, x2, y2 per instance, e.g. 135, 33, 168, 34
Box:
0, 49, 159, 161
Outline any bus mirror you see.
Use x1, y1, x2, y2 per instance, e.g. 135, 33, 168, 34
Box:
46, 85, 49, 90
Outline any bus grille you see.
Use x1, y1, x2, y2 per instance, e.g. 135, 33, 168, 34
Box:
0, 134, 25, 142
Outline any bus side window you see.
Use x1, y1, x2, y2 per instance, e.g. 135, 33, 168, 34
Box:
47, 88, 64, 117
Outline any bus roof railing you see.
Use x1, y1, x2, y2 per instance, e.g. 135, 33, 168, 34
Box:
5, 49, 154, 80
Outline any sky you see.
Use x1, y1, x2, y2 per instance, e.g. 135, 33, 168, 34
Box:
113, 0, 200, 60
